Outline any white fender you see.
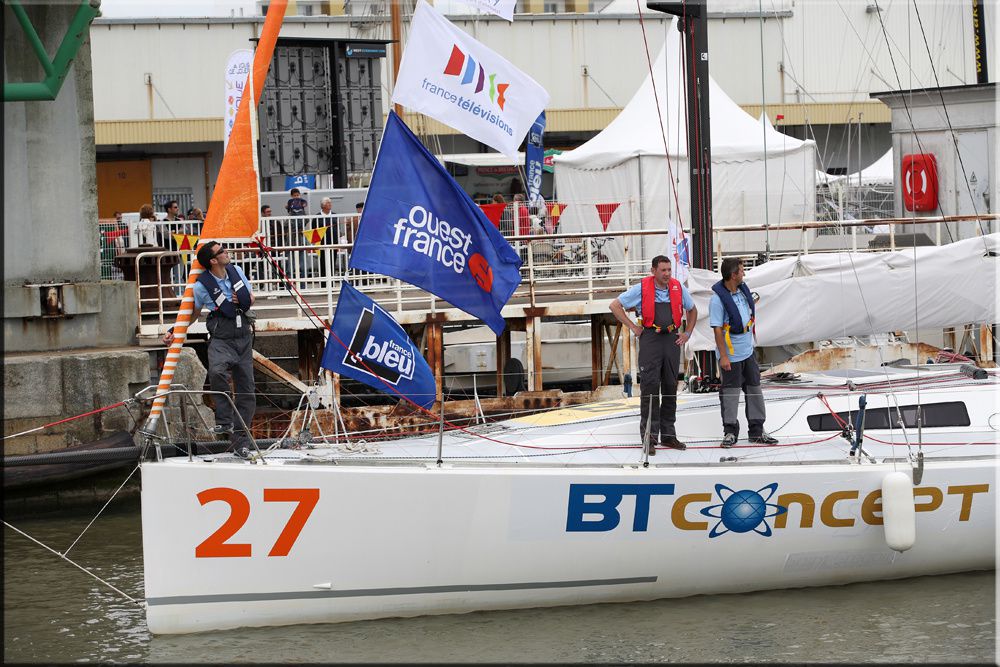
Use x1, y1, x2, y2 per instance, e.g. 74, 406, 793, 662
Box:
882, 471, 916, 552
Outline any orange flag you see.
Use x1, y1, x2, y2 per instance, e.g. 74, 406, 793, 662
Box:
199, 0, 288, 242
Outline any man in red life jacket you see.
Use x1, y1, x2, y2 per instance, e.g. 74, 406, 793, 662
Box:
610, 255, 698, 454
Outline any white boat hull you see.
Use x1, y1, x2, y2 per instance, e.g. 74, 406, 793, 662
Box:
141, 456, 995, 634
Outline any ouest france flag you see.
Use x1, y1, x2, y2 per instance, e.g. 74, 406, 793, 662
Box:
391, 0, 549, 160
349, 112, 522, 336
320, 282, 437, 409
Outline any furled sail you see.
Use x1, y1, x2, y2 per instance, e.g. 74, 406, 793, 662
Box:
142, 0, 287, 435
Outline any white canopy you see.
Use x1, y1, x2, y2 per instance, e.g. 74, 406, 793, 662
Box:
818, 148, 895, 186
436, 152, 524, 167
683, 234, 998, 351
553, 17, 817, 263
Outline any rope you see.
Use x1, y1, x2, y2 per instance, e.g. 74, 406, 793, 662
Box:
3, 400, 130, 441
3, 520, 144, 608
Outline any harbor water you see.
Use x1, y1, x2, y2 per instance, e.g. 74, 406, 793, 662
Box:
3, 498, 995, 663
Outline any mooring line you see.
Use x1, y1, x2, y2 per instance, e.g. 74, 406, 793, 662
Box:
3, 520, 145, 608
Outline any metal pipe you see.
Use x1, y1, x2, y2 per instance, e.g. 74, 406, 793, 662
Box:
4, 0, 101, 102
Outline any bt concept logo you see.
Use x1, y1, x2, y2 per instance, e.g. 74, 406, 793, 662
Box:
443, 45, 508, 110
565, 483, 785, 538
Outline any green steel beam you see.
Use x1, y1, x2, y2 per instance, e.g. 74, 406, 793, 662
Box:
4, 0, 101, 102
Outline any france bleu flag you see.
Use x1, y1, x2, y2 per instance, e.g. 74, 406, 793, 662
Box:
349, 112, 522, 336
320, 282, 437, 409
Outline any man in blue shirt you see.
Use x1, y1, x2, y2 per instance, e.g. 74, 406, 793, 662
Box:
709, 257, 777, 448
610, 255, 698, 454
163, 241, 256, 452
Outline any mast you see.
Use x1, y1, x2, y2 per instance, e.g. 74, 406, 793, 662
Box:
648, 1, 715, 382
391, 1, 404, 116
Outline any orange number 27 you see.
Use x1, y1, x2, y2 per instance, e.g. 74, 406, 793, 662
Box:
195, 487, 320, 558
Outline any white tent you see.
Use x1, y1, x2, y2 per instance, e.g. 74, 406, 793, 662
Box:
553, 18, 817, 265
818, 147, 894, 186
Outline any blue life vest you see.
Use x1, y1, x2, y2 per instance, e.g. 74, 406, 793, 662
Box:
711, 280, 754, 334
198, 265, 252, 319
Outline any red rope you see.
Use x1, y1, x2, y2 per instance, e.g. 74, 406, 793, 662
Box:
3, 400, 128, 441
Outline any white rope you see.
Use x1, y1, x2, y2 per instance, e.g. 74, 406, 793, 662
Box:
3, 520, 145, 608
64, 464, 140, 557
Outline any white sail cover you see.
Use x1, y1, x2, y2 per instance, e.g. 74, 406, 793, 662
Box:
553, 17, 817, 261
683, 234, 999, 351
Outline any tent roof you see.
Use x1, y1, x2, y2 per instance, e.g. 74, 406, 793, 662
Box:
435, 152, 524, 167
554, 17, 813, 169
819, 148, 894, 186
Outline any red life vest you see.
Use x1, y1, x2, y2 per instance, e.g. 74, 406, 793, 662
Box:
640, 275, 683, 330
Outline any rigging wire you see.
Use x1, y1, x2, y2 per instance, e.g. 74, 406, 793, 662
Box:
758, 0, 772, 258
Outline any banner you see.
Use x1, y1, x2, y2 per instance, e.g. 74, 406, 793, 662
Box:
525, 111, 546, 207
223, 49, 253, 151
391, 0, 549, 159
350, 112, 522, 336
284, 174, 316, 190
320, 282, 437, 409
452, 0, 516, 21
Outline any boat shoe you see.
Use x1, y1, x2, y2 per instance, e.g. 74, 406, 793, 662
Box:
748, 432, 779, 445
660, 436, 687, 451
720, 433, 738, 448
645, 438, 657, 456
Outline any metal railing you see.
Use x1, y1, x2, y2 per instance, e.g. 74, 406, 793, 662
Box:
109, 211, 998, 337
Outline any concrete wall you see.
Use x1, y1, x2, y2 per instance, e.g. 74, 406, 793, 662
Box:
4, 3, 100, 285
3, 347, 208, 455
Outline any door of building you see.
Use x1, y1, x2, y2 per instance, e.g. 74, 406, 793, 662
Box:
96, 159, 153, 218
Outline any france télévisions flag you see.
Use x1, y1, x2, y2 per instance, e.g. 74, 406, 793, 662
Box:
320, 282, 437, 409
349, 112, 522, 336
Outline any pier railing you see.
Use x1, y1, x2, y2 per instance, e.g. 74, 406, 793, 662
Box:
106, 213, 997, 338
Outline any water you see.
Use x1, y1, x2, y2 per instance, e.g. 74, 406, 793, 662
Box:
4, 499, 995, 664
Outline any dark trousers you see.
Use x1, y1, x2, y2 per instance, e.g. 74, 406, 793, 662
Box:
638, 330, 680, 442
207, 332, 256, 440
719, 355, 766, 437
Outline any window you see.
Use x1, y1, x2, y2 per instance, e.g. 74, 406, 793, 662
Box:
806, 401, 971, 431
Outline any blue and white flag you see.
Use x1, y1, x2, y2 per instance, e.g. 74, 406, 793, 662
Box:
284, 174, 316, 190
525, 111, 546, 206
350, 112, 522, 336
321, 282, 437, 409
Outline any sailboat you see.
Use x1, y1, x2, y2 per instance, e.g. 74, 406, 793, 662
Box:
138, 0, 997, 636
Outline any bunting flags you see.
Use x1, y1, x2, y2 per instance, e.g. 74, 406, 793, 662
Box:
350, 112, 522, 336
479, 202, 507, 228
303, 226, 329, 255
320, 282, 437, 409
545, 202, 567, 233
172, 233, 200, 259
391, 0, 549, 159
595, 203, 620, 231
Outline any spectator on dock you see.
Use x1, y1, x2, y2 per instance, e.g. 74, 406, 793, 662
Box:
710, 257, 778, 448
164, 200, 184, 221
135, 203, 159, 247
285, 188, 308, 216
609, 255, 698, 455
